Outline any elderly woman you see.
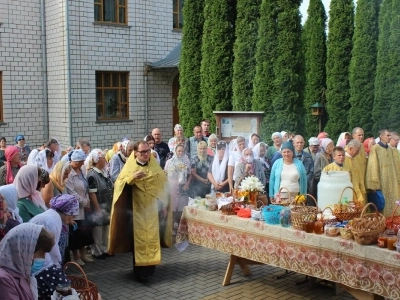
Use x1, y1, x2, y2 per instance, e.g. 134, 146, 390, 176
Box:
363, 137, 376, 158
0, 137, 6, 166
14, 134, 31, 165
0, 195, 20, 241
281, 131, 289, 143
164, 144, 191, 230
208, 141, 230, 193
0, 185, 23, 224
313, 138, 334, 182
207, 134, 218, 156
30, 194, 78, 299
234, 148, 266, 189
336, 132, 351, 147
85, 149, 113, 259
168, 124, 185, 152
0, 146, 22, 186
41, 160, 71, 207
65, 149, 92, 266
109, 140, 134, 182
190, 141, 213, 198
270, 142, 307, 201
253, 142, 271, 192
15, 165, 48, 222
266, 132, 282, 160
0, 223, 54, 300
228, 136, 247, 192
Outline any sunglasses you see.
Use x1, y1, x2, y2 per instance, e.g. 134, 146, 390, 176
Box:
18, 138, 25, 141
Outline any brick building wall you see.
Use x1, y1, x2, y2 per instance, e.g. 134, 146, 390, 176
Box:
0, 0, 181, 150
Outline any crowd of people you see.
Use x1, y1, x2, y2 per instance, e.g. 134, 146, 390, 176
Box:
0, 121, 399, 297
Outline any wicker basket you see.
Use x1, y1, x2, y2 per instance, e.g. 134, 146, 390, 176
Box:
351, 203, 386, 245
64, 262, 98, 300
220, 201, 238, 215
271, 187, 293, 206
321, 207, 338, 225
386, 201, 400, 234
290, 194, 319, 230
333, 186, 362, 221
339, 227, 354, 240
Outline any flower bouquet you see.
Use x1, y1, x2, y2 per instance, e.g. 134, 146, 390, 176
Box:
238, 176, 264, 206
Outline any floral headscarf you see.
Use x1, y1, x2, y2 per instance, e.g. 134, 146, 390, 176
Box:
363, 137, 375, 155
0, 223, 44, 299
5, 146, 22, 184
50, 194, 79, 216
0, 184, 22, 223
49, 161, 70, 193
14, 165, 47, 211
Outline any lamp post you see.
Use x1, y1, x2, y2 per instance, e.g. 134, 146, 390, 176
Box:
310, 102, 325, 133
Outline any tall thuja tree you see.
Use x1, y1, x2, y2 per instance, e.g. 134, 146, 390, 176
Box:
252, 0, 278, 140
272, 0, 304, 134
324, 0, 354, 138
373, 0, 392, 133
302, 0, 327, 138
200, 0, 235, 129
348, 0, 380, 136
232, 0, 261, 111
178, 0, 204, 135
387, 0, 400, 131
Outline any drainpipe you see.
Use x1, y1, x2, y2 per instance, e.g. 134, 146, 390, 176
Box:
65, 0, 73, 146
40, 0, 49, 139
144, 65, 151, 134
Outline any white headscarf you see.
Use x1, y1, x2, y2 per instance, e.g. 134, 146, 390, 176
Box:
36, 149, 53, 173
336, 132, 350, 146
51, 137, 62, 164
211, 142, 229, 184
29, 209, 62, 269
247, 133, 260, 149
253, 142, 270, 169
84, 149, 107, 176
0, 184, 22, 223
14, 165, 47, 211
228, 139, 237, 152
0, 223, 43, 300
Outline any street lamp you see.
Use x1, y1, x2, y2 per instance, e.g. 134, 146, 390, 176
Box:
310, 102, 325, 133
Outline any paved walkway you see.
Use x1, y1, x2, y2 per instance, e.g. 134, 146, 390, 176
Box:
67, 244, 356, 300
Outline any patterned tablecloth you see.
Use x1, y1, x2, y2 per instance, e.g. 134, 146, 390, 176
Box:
176, 207, 400, 299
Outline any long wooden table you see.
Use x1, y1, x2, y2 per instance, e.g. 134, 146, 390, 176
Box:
175, 207, 400, 300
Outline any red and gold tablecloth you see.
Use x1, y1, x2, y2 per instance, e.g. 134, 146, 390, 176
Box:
176, 207, 400, 299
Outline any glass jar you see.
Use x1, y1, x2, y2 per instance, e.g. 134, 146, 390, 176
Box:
304, 221, 314, 233
387, 236, 398, 250
313, 219, 324, 234
279, 207, 291, 228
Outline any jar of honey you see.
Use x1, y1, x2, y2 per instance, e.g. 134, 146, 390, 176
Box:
313, 219, 324, 234
387, 236, 398, 250
304, 221, 314, 233
377, 234, 388, 248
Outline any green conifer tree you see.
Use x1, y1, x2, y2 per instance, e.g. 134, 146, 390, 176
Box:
348, 0, 380, 136
232, 0, 261, 111
200, 0, 235, 130
324, 0, 354, 139
373, 0, 392, 133
178, 0, 205, 135
302, 0, 327, 138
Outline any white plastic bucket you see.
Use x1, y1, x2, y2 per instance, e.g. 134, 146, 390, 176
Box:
317, 171, 353, 211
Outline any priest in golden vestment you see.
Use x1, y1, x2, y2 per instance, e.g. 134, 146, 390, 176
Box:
366, 130, 400, 217
344, 140, 366, 206
349, 127, 367, 201
108, 140, 172, 282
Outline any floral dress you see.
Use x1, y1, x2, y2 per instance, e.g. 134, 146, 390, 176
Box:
190, 155, 213, 198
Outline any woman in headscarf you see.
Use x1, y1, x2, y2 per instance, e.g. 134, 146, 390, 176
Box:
14, 134, 31, 165
0, 223, 54, 300
336, 132, 351, 147
41, 160, 71, 207
30, 194, 78, 299
280, 131, 289, 143
269, 141, 307, 201
227, 136, 247, 192
234, 148, 266, 189
253, 142, 271, 193
35, 149, 54, 173
313, 138, 334, 199
0, 137, 7, 166
207, 134, 218, 156
208, 141, 230, 193
247, 133, 260, 149
15, 165, 48, 222
0, 194, 20, 242
266, 132, 282, 161
65, 149, 92, 266
189, 141, 213, 198
85, 149, 113, 259
0, 184, 23, 223
363, 137, 376, 158
109, 140, 134, 182
0, 146, 22, 186
164, 144, 191, 230
168, 124, 185, 152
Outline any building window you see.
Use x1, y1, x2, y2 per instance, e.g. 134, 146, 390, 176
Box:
173, 0, 184, 30
0, 72, 3, 122
96, 72, 129, 120
94, 0, 127, 24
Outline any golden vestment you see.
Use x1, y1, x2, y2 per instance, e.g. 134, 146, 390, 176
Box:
108, 155, 172, 266
366, 144, 400, 217
345, 144, 367, 202
344, 155, 366, 206
323, 162, 350, 173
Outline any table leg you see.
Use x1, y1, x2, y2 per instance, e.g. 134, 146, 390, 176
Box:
237, 258, 251, 276
339, 284, 385, 300
223, 255, 238, 286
